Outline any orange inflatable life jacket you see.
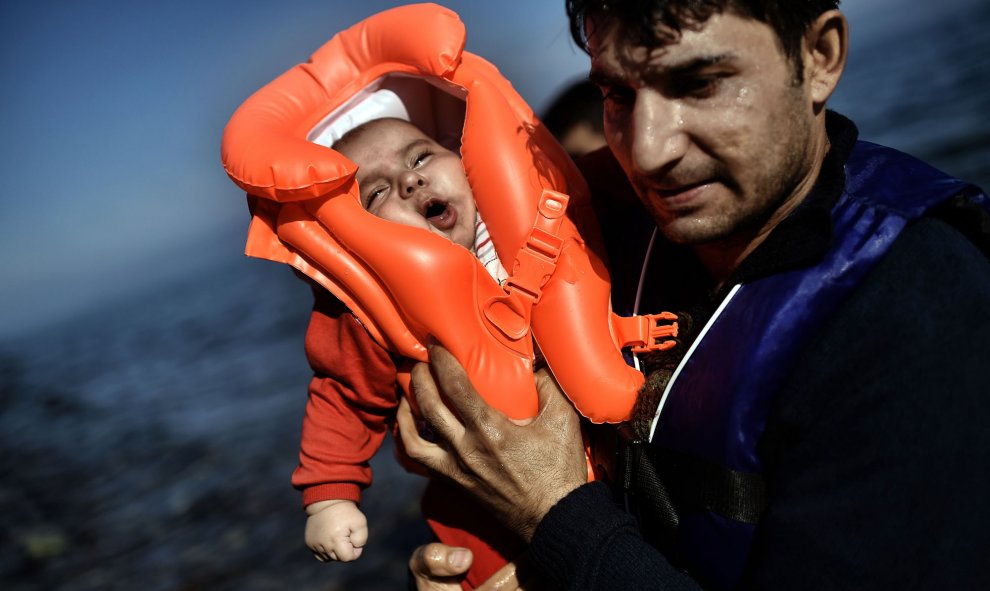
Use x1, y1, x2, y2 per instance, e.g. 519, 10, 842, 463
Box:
220, 3, 677, 423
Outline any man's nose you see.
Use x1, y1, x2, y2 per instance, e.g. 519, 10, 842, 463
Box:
399, 171, 426, 198
629, 91, 688, 176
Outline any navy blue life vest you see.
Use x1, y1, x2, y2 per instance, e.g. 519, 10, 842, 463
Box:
647, 141, 988, 589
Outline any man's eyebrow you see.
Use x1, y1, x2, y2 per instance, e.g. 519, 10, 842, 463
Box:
590, 53, 734, 86
588, 68, 619, 87
663, 53, 735, 77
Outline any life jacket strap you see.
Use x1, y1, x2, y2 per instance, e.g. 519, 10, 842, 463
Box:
482, 190, 568, 344
503, 190, 568, 304
616, 425, 768, 550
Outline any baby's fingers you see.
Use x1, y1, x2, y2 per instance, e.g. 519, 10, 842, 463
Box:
310, 544, 331, 562
351, 523, 369, 552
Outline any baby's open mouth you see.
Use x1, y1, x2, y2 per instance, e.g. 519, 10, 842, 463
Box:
425, 199, 457, 230
425, 201, 447, 218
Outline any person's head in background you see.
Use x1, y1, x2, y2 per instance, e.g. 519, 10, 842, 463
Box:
541, 79, 607, 160
333, 117, 478, 250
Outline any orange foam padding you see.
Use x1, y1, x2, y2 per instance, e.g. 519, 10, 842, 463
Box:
221, 3, 645, 423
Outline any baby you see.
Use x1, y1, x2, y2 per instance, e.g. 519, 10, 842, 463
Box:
336, 117, 477, 250
300, 116, 508, 564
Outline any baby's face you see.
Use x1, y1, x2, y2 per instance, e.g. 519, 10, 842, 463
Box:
338, 119, 477, 250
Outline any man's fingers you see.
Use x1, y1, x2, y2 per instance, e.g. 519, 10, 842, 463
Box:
475, 559, 520, 590
427, 344, 500, 431
533, 368, 563, 405
533, 367, 579, 428
400, 374, 485, 492
476, 553, 548, 590
409, 543, 473, 578
411, 359, 467, 442
396, 397, 449, 469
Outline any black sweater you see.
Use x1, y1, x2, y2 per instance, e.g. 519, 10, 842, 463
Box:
527, 115, 990, 590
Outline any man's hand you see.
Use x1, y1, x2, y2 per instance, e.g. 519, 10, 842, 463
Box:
409, 543, 544, 590
396, 345, 588, 541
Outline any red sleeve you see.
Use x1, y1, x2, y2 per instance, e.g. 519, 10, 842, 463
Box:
291, 284, 400, 506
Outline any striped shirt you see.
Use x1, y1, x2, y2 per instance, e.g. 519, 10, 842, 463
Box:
474, 213, 509, 285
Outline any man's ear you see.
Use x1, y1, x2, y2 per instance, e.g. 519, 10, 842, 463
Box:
803, 10, 848, 108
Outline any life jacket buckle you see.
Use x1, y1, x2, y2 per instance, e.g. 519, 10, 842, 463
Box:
504, 229, 563, 303
615, 311, 680, 353
503, 190, 568, 303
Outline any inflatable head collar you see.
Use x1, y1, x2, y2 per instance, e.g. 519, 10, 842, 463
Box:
221, 3, 677, 423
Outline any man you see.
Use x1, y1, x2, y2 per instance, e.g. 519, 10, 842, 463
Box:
402, 1, 990, 589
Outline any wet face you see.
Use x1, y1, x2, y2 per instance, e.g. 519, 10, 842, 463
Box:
336, 118, 477, 249
589, 12, 820, 247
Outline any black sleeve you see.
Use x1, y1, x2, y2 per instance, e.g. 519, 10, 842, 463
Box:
747, 217, 990, 589
529, 481, 702, 591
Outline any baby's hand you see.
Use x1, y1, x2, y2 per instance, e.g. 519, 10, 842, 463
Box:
305, 499, 369, 562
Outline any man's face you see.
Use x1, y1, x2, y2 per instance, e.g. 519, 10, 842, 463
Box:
589, 12, 818, 246
339, 118, 477, 250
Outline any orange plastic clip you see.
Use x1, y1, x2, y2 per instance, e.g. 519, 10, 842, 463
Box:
614, 311, 680, 353
483, 190, 567, 346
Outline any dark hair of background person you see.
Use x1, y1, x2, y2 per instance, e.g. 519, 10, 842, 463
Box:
565, 0, 842, 79
541, 79, 607, 160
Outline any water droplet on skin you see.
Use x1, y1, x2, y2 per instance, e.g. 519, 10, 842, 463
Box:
736, 86, 752, 106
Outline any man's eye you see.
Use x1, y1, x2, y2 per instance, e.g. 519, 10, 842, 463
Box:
674, 75, 722, 98
601, 85, 634, 107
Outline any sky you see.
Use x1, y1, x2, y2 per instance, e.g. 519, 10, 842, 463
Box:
0, 0, 982, 338
0, 0, 592, 338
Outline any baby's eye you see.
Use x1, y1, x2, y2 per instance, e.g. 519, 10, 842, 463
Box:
364, 186, 387, 209
412, 151, 431, 167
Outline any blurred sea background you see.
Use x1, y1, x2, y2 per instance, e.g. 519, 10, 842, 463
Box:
1, 1, 987, 589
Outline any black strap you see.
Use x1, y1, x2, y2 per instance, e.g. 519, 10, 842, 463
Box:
652, 445, 767, 524
621, 427, 680, 554
617, 426, 768, 549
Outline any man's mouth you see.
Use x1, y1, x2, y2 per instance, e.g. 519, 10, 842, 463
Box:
645, 180, 713, 209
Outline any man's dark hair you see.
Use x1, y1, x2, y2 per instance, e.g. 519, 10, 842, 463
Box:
566, 1, 840, 70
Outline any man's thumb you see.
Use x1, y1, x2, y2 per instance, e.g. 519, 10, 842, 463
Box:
409, 543, 473, 578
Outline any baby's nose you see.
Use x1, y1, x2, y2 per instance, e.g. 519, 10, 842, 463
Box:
400, 171, 426, 197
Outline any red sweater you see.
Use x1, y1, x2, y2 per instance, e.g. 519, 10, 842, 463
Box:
291, 284, 523, 588
291, 286, 400, 505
